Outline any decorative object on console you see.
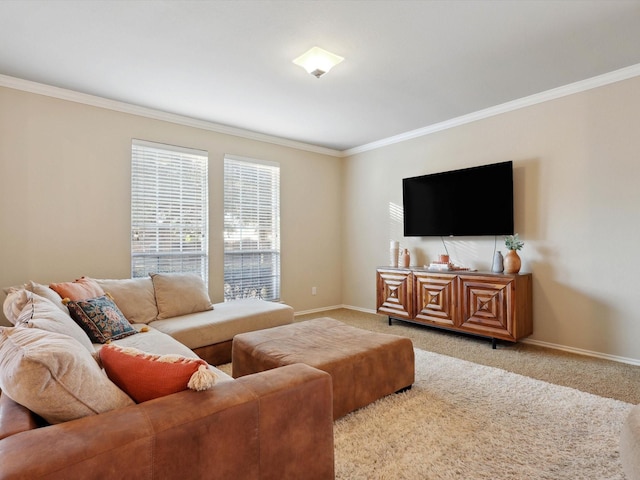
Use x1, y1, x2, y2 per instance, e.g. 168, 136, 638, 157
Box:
492, 251, 504, 273
390, 240, 399, 267
504, 234, 524, 274
400, 248, 410, 268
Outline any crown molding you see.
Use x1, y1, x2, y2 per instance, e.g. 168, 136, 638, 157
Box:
0, 74, 343, 158
3, 63, 640, 159
343, 63, 640, 157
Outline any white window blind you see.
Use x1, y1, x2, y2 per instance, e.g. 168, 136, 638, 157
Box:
224, 155, 280, 301
131, 139, 208, 281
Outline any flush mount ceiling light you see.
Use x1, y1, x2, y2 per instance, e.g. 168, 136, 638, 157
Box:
293, 46, 344, 78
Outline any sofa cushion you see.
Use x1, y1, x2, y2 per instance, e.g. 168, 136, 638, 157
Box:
2, 288, 29, 325
150, 273, 214, 320
0, 327, 134, 424
67, 295, 137, 344
95, 277, 159, 324
16, 291, 94, 353
149, 298, 294, 350
27, 281, 68, 313
100, 343, 217, 403
49, 277, 105, 301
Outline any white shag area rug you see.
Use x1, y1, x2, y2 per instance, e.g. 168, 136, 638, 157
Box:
333, 348, 633, 480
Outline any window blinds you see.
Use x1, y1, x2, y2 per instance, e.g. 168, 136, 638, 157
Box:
131, 140, 208, 281
223, 155, 280, 301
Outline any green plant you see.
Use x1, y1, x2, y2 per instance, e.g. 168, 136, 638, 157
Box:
504, 233, 524, 251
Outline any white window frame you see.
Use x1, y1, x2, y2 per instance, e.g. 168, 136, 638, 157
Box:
223, 155, 280, 302
131, 139, 209, 282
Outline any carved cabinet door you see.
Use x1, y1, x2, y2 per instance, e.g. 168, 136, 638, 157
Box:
414, 272, 458, 327
458, 274, 515, 340
376, 269, 414, 319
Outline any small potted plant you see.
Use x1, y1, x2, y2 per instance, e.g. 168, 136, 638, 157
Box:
504, 234, 524, 273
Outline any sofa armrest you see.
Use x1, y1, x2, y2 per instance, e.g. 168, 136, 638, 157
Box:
0, 364, 333, 480
236, 363, 335, 480
0, 393, 39, 441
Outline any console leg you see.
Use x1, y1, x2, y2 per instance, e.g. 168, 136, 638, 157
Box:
388, 316, 392, 326
492, 338, 497, 349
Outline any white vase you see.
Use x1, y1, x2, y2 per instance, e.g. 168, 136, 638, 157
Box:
492, 251, 504, 273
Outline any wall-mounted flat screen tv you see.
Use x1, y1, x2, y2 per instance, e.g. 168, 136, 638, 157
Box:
403, 161, 514, 237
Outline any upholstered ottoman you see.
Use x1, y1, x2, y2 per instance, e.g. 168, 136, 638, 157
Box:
232, 317, 414, 419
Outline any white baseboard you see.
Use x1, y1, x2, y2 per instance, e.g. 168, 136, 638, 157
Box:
521, 338, 640, 367
296, 304, 640, 366
294, 305, 348, 316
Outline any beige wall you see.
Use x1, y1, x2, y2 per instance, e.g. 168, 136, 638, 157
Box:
3, 75, 640, 362
0, 87, 343, 321
342, 75, 640, 362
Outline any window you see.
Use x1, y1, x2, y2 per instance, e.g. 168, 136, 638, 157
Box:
131, 140, 208, 281
223, 155, 280, 301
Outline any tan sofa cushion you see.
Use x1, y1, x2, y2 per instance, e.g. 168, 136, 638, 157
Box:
16, 291, 94, 353
149, 299, 293, 350
95, 277, 158, 324
3, 282, 69, 321
150, 273, 213, 320
27, 281, 68, 313
0, 327, 134, 424
2, 288, 29, 325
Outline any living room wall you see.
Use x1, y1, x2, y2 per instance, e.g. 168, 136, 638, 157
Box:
0, 86, 343, 323
342, 75, 640, 363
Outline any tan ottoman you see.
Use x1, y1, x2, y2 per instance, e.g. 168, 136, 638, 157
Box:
232, 317, 415, 419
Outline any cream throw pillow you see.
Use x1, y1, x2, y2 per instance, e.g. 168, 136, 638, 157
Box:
27, 281, 68, 313
95, 277, 159, 324
2, 282, 68, 323
0, 327, 134, 424
3, 288, 29, 325
150, 273, 214, 320
16, 291, 94, 353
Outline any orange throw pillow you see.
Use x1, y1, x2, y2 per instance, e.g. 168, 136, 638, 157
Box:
49, 277, 105, 301
99, 344, 217, 403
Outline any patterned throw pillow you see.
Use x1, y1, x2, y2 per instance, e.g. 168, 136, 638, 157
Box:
99, 343, 217, 403
67, 295, 137, 344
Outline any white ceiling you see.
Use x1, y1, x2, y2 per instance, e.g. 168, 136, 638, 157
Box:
1, 0, 640, 152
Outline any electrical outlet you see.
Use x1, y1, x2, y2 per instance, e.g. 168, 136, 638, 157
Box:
311, 286, 317, 295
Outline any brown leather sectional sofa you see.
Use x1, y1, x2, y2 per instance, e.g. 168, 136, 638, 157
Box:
0, 364, 335, 479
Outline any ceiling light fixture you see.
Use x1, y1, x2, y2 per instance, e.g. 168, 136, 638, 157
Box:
293, 46, 344, 78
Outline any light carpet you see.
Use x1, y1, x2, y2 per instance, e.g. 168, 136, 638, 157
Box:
333, 348, 632, 479
219, 348, 632, 479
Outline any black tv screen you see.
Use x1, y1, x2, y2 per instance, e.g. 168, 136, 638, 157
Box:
403, 161, 514, 237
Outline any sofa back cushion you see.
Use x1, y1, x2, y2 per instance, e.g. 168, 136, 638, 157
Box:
95, 277, 159, 324
151, 273, 214, 320
2, 288, 29, 325
16, 291, 94, 353
0, 327, 134, 424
